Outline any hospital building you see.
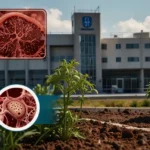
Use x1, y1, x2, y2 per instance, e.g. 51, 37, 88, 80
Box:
1, 10, 150, 93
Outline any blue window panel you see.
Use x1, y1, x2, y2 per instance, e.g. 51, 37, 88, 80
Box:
128, 57, 139, 62
116, 57, 121, 62
145, 43, 150, 49
116, 44, 121, 49
80, 35, 96, 83
126, 44, 139, 49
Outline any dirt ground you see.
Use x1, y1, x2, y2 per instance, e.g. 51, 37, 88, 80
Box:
20, 109, 150, 150
78, 109, 150, 128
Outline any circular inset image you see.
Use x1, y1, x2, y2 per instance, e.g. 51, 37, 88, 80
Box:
0, 84, 40, 131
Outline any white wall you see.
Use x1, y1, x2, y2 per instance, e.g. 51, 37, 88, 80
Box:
101, 38, 150, 69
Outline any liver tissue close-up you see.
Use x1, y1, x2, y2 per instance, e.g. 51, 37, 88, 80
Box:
0, 10, 46, 59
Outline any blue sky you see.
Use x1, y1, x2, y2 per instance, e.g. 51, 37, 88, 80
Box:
0, 0, 150, 34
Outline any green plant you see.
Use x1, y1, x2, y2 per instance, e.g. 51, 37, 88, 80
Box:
33, 59, 97, 141
45, 59, 84, 141
141, 99, 150, 107
146, 82, 150, 99
33, 84, 54, 95
144, 84, 150, 106
78, 73, 98, 114
0, 126, 39, 150
130, 100, 138, 107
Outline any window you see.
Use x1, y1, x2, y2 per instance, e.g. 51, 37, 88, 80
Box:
126, 44, 139, 49
101, 44, 107, 50
60, 56, 65, 61
145, 57, 150, 62
128, 57, 139, 62
102, 57, 107, 63
116, 57, 121, 62
29, 70, 47, 88
116, 44, 121, 49
9, 71, 25, 85
66, 56, 73, 62
145, 43, 150, 49
51, 56, 73, 62
80, 35, 96, 84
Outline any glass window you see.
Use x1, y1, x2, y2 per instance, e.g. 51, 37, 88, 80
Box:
102, 57, 107, 63
145, 43, 150, 49
85, 45, 88, 54
54, 56, 59, 62
128, 57, 139, 62
29, 70, 47, 88
135, 44, 139, 49
66, 56, 73, 62
85, 35, 89, 42
116, 57, 121, 62
101, 44, 107, 50
9, 71, 25, 85
145, 57, 150, 62
80, 35, 96, 83
126, 44, 139, 49
0, 71, 5, 89
93, 45, 96, 55
60, 56, 65, 61
116, 44, 121, 49
51, 56, 54, 61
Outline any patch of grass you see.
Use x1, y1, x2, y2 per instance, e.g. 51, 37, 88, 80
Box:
69, 99, 148, 107
130, 100, 139, 107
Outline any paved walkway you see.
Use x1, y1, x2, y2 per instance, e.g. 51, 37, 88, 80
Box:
69, 93, 146, 99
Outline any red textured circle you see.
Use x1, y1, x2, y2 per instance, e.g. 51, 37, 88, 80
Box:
0, 88, 36, 128
0, 9, 46, 59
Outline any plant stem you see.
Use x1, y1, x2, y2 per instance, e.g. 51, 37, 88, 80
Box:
66, 91, 70, 139
80, 92, 84, 115
10, 131, 14, 150
63, 91, 67, 140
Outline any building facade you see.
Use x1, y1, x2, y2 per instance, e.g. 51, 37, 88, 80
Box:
0, 11, 150, 93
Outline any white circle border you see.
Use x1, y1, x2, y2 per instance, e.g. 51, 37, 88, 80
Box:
0, 84, 40, 131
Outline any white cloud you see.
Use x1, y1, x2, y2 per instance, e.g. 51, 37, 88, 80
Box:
101, 28, 107, 33
47, 8, 71, 33
24, 8, 108, 34
114, 16, 150, 33
24, 6, 31, 9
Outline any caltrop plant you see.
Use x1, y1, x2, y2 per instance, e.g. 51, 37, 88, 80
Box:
34, 59, 98, 141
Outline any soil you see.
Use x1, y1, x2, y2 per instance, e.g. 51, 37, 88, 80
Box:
77, 109, 150, 128
20, 109, 150, 150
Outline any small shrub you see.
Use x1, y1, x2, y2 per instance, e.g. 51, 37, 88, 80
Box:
130, 100, 138, 107
141, 99, 150, 107
116, 103, 123, 107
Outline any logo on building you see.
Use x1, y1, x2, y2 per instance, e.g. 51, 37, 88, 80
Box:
82, 16, 92, 28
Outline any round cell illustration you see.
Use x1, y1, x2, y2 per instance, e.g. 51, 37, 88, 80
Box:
0, 9, 46, 59
0, 84, 40, 131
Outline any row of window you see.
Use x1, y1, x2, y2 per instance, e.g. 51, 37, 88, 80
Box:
51, 56, 73, 62
102, 57, 150, 63
102, 43, 150, 50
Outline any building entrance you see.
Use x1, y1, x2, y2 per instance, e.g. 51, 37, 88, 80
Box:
117, 78, 124, 93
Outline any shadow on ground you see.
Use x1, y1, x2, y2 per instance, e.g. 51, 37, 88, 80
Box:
122, 116, 150, 124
